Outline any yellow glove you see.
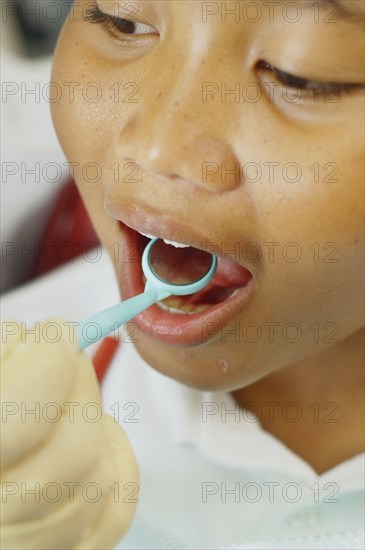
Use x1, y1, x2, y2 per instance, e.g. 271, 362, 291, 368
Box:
1, 319, 139, 550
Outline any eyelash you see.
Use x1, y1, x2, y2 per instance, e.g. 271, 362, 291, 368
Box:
257, 61, 362, 98
82, 4, 154, 39
82, 6, 363, 99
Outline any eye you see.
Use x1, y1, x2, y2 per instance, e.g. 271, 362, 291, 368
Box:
83, 3, 158, 39
257, 60, 363, 98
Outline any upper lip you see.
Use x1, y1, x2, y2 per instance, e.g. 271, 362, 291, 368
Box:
106, 203, 253, 270
110, 204, 215, 252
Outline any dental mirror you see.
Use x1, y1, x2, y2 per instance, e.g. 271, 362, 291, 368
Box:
77, 238, 217, 349
143, 238, 217, 293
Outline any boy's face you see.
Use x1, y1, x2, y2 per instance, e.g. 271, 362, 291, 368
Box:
51, 0, 364, 390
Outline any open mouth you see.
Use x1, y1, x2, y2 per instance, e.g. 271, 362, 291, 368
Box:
116, 221, 254, 346
137, 233, 252, 315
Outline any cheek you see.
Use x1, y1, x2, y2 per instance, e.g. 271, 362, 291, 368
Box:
254, 153, 364, 336
50, 26, 124, 251
51, 22, 116, 168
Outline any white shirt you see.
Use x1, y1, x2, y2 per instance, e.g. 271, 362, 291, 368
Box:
2, 251, 364, 549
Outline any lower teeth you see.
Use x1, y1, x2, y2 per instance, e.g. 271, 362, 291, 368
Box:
143, 272, 241, 315
142, 273, 209, 314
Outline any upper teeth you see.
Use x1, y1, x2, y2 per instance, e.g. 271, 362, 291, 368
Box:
162, 239, 189, 248
139, 231, 189, 249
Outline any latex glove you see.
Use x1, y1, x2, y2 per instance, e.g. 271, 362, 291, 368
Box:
0, 319, 139, 550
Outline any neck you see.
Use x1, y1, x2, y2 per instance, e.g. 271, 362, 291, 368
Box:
231, 328, 365, 474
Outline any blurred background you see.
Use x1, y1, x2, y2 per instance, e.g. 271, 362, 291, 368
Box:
1, 0, 99, 294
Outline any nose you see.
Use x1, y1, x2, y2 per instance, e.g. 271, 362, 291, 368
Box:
117, 71, 242, 192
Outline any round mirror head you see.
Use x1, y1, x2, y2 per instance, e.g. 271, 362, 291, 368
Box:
142, 239, 217, 296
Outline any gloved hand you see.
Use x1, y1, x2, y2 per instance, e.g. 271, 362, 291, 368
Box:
0, 319, 139, 550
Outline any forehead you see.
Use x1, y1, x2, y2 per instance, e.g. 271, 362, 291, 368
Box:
150, 0, 365, 25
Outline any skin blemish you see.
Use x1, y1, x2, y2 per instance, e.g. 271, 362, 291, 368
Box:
219, 358, 229, 374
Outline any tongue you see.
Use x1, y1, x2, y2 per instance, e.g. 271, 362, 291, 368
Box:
154, 243, 251, 287
149, 242, 213, 285
184, 254, 252, 303
137, 230, 253, 307
211, 255, 252, 287
147, 238, 252, 304
160, 245, 252, 303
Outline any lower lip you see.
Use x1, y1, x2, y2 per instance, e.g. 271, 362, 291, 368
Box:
117, 223, 254, 347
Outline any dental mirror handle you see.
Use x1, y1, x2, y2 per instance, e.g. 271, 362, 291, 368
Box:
76, 283, 171, 350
